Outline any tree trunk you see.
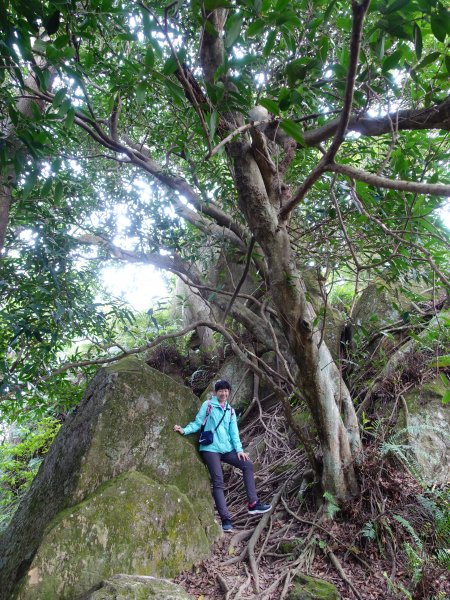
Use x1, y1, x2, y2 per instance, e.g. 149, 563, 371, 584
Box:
229, 140, 361, 500
0, 183, 12, 254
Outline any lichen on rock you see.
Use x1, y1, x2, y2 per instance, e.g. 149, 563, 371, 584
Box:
17, 472, 207, 600
80, 574, 195, 599
399, 377, 450, 485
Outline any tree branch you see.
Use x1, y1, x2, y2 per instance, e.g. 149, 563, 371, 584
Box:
326, 0, 371, 161
326, 162, 450, 197
222, 237, 256, 323
348, 186, 450, 287
302, 95, 450, 147
50, 320, 284, 398
279, 0, 370, 219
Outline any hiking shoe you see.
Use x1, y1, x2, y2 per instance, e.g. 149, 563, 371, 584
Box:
248, 502, 272, 515
221, 519, 234, 532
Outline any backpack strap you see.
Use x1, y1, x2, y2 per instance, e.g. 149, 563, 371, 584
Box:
201, 398, 212, 428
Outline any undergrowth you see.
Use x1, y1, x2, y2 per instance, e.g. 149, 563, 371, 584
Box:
0, 417, 60, 532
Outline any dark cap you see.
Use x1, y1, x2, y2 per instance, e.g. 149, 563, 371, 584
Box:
214, 379, 231, 391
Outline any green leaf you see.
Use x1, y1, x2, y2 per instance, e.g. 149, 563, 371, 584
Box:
225, 14, 243, 48
53, 35, 69, 49
443, 390, 450, 405
65, 108, 75, 129
144, 46, 154, 70
275, 0, 291, 11
278, 88, 291, 111
414, 51, 440, 70
445, 54, 450, 74
246, 19, 265, 37
279, 119, 305, 145
52, 87, 67, 109
43, 10, 60, 35
259, 98, 279, 115
413, 23, 422, 61
382, 48, 403, 72
57, 98, 72, 117
62, 47, 76, 60
384, 0, 410, 14
46, 44, 62, 62
376, 33, 385, 60
33, 39, 47, 53
263, 30, 276, 57
23, 171, 38, 199
438, 5, 450, 34
204, 0, 232, 8
136, 82, 147, 105
285, 58, 308, 86
431, 355, 450, 368
209, 110, 218, 140
431, 12, 447, 42
8, 104, 18, 126
163, 51, 184, 75
54, 181, 64, 203
323, 0, 337, 23
41, 178, 53, 197
164, 80, 185, 105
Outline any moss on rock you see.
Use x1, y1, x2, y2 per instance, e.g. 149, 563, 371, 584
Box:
18, 472, 209, 600
287, 574, 341, 600
74, 357, 216, 535
2, 357, 220, 600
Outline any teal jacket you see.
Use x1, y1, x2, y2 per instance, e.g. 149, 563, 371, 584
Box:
183, 396, 243, 454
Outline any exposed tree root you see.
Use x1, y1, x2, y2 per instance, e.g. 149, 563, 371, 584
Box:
325, 547, 363, 600
176, 392, 449, 600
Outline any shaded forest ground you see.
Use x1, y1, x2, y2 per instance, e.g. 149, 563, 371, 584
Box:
175, 399, 449, 600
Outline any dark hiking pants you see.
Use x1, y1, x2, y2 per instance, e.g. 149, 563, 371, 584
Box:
201, 451, 258, 521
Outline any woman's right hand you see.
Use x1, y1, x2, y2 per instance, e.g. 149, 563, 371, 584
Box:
173, 424, 184, 435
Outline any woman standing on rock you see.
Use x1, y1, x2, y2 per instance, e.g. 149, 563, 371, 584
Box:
173, 379, 271, 532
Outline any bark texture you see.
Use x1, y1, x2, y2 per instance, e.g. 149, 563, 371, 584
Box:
229, 139, 360, 499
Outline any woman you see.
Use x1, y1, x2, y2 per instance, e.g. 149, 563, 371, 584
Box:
173, 379, 271, 532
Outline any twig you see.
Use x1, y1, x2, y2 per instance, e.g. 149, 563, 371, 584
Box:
247, 483, 286, 590
348, 184, 450, 288
217, 573, 230, 600
281, 498, 372, 569
326, 547, 363, 600
232, 565, 251, 600
205, 120, 270, 159
229, 529, 253, 548
222, 237, 256, 323
280, 571, 292, 600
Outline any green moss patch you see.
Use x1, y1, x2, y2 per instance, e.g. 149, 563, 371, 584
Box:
18, 471, 211, 600
287, 574, 341, 600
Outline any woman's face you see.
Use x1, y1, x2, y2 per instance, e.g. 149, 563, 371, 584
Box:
216, 387, 230, 403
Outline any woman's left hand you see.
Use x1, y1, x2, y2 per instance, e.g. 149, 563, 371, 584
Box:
237, 452, 250, 461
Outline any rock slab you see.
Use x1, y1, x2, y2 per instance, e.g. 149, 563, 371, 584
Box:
1, 357, 220, 600
80, 574, 194, 599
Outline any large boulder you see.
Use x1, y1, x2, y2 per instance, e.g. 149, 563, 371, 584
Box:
352, 282, 408, 333
80, 574, 194, 599
0, 357, 220, 600
17, 472, 205, 599
399, 377, 450, 485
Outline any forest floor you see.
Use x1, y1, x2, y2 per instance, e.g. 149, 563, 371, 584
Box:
175, 400, 449, 600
